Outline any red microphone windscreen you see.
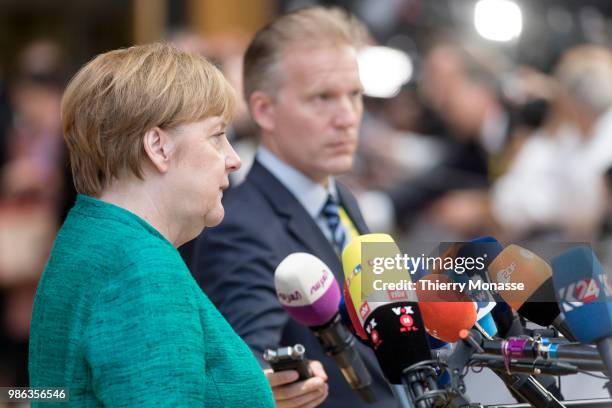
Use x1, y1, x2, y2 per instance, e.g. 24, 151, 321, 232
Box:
343, 280, 369, 341
416, 274, 477, 342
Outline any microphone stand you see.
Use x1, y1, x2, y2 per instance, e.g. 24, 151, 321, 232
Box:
439, 329, 567, 408
469, 354, 605, 375
401, 357, 473, 408
311, 313, 376, 402
484, 399, 612, 408
390, 383, 415, 408
595, 337, 612, 398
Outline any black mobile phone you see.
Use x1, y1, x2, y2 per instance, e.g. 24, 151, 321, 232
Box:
263, 344, 313, 381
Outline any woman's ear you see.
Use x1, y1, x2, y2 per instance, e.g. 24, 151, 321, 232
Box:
249, 91, 276, 132
143, 127, 173, 173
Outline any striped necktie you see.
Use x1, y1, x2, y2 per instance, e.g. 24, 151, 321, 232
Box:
322, 194, 348, 253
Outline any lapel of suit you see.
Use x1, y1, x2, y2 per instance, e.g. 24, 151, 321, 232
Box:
247, 160, 342, 275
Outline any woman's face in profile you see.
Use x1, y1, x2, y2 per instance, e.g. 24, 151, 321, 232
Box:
167, 116, 241, 231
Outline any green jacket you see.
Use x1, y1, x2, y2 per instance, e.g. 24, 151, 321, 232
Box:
29, 195, 274, 407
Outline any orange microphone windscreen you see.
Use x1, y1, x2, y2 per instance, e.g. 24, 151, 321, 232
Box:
416, 274, 477, 342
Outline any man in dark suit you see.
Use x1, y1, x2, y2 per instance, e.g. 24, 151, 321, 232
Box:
192, 6, 398, 408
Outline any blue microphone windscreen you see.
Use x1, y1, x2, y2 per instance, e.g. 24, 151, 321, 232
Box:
411, 263, 430, 281
443, 270, 496, 318
477, 312, 498, 337
427, 334, 448, 349
458, 237, 504, 271
551, 246, 612, 344
339, 296, 351, 328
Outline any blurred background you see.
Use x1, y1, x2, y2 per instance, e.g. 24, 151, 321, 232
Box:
1, 0, 611, 405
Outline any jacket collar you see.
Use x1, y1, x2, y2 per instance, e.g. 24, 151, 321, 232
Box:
246, 159, 369, 276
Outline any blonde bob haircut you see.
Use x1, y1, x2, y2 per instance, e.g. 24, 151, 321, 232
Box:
61, 42, 236, 197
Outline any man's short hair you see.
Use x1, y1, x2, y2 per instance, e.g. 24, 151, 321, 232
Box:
61, 42, 236, 196
243, 6, 367, 101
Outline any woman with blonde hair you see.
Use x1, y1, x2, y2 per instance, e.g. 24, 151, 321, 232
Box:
29, 43, 274, 407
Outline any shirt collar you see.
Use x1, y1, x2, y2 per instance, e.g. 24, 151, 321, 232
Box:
256, 146, 339, 218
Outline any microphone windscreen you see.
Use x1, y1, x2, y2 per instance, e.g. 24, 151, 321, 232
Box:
275, 252, 340, 327
552, 246, 612, 343
342, 234, 432, 384
427, 335, 450, 349
476, 312, 499, 338
342, 233, 399, 304
491, 302, 516, 337
342, 233, 417, 326
416, 274, 477, 342
363, 302, 431, 384
443, 269, 496, 319
488, 245, 562, 327
342, 280, 369, 342
458, 236, 504, 271
488, 245, 550, 309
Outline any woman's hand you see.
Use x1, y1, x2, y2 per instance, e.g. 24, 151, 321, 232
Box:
264, 360, 328, 408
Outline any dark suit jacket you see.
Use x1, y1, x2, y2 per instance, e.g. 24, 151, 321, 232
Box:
192, 160, 395, 407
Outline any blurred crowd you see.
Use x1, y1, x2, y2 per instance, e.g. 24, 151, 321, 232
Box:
353, 41, 612, 244
0, 40, 72, 388
1, 2, 612, 393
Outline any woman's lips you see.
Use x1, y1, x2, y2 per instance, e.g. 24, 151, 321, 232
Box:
219, 182, 229, 197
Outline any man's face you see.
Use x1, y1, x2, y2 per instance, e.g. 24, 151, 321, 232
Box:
265, 45, 363, 184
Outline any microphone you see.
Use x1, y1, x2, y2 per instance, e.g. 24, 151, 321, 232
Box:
469, 354, 604, 376
488, 244, 577, 341
551, 246, 612, 395
480, 337, 603, 362
339, 244, 415, 407
442, 268, 500, 338
342, 234, 464, 408
342, 234, 431, 383
413, 238, 500, 338
424, 262, 555, 401
400, 270, 456, 387
455, 237, 527, 338
433, 251, 566, 405
441, 237, 520, 337
415, 274, 478, 342
435, 333, 605, 376
340, 280, 370, 344
453, 238, 567, 398
274, 252, 376, 403
454, 236, 504, 279
378, 250, 456, 383
454, 330, 567, 408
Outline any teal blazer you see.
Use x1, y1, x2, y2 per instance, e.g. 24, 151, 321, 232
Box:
29, 195, 273, 407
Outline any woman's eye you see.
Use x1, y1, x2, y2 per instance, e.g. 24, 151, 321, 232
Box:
212, 132, 226, 143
